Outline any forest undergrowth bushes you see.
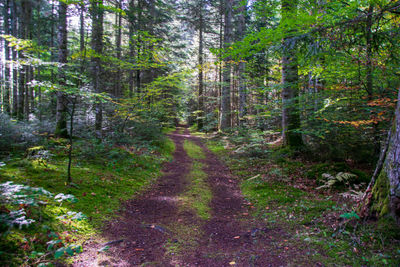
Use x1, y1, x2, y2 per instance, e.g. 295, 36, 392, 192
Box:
0, 113, 175, 266
204, 130, 400, 265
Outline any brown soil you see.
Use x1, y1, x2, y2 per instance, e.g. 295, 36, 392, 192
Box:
73, 127, 312, 267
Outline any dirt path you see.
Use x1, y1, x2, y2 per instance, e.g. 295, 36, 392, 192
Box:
74, 127, 306, 266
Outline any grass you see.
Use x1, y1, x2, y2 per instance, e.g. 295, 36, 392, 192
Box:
164, 137, 210, 259
164, 221, 203, 258
204, 135, 400, 266
180, 162, 211, 220
183, 140, 205, 159
0, 135, 175, 266
180, 139, 211, 220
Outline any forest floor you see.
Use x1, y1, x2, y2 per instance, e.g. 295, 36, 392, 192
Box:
72, 127, 321, 266
73, 126, 400, 266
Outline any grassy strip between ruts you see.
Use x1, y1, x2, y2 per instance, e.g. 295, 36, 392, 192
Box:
181, 139, 210, 219
164, 138, 211, 259
180, 161, 211, 220
183, 140, 205, 160
0, 134, 175, 266
205, 138, 400, 266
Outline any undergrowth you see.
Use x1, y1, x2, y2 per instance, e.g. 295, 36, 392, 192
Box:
0, 131, 175, 266
205, 136, 400, 266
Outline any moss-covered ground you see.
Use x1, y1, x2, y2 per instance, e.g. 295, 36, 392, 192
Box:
205, 137, 400, 266
164, 139, 212, 258
0, 133, 175, 266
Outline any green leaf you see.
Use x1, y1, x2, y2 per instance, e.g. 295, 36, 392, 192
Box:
66, 246, 75, 256
339, 211, 360, 220
73, 245, 83, 254
54, 247, 66, 259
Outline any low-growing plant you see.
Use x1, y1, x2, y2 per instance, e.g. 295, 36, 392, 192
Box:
0, 182, 84, 264
316, 172, 357, 190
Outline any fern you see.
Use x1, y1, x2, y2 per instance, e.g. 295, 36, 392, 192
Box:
316, 172, 357, 190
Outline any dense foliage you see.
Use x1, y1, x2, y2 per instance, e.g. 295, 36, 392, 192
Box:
0, 0, 399, 265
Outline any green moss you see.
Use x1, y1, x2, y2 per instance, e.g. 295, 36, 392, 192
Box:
0, 136, 176, 265
204, 133, 400, 266
205, 140, 225, 156
371, 169, 390, 217
180, 162, 211, 220
183, 140, 205, 159
159, 136, 175, 157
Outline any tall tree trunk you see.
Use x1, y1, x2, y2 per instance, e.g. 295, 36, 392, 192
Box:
80, 2, 85, 73
2, 0, 11, 114
281, 0, 303, 147
237, 0, 247, 126
217, 0, 223, 128
136, 0, 143, 94
90, 0, 104, 137
114, 0, 122, 98
128, 0, 135, 98
17, 0, 32, 120
361, 88, 400, 225
36, 0, 42, 121
50, 0, 57, 115
197, 0, 204, 130
147, 0, 156, 87
11, 0, 18, 117
55, 1, 68, 138
220, 0, 233, 131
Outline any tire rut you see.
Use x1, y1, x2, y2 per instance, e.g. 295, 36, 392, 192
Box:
74, 127, 300, 267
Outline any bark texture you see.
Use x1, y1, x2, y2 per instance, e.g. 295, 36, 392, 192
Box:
3, 0, 11, 114
55, 1, 68, 138
281, 0, 303, 147
371, 89, 400, 223
197, 0, 204, 130
361, 88, 400, 225
220, 0, 233, 131
237, 0, 247, 126
90, 0, 104, 137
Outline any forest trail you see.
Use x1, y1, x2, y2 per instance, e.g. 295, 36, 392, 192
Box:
74, 127, 311, 266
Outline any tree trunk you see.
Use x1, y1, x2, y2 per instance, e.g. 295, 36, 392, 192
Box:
281, 0, 303, 147
237, 0, 247, 126
128, 0, 135, 98
79, 2, 85, 73
11, 0, 18, 117
362, 88, 400, 225
114, 0, 122, 98
136, 0, 143, 95
197, 0, 204, 130
22, 0, 32, 121
3, 0, 11, 114
90, 0, 104, 137
55, 1, 68, 138
220, 0, 233, 131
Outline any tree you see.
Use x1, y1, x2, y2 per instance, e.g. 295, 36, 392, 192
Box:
361, 88, 400, 224
55, 1, 69, 138
11, 0, 18, 118
114, 0, 122, 98
2, 0, 11, 114
220, 0, 233, 131
197, 0, 205, 130
281, 0, 303, 147
90, 0, 104, 137
236, 0, 247, 127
